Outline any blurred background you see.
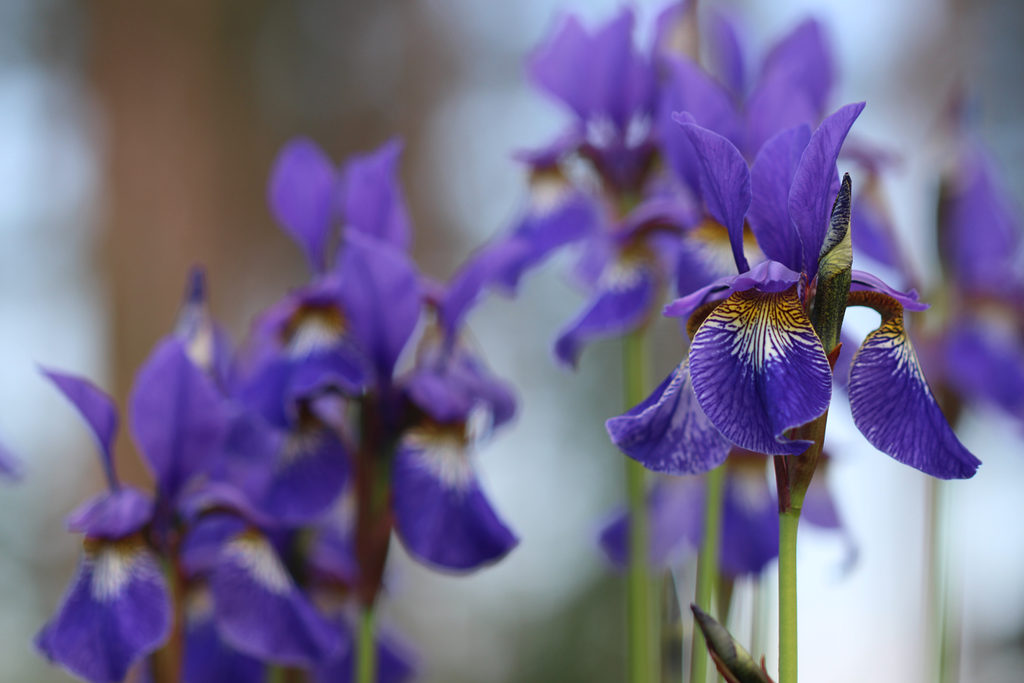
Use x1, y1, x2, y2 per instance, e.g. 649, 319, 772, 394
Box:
0, 0, 1021, 681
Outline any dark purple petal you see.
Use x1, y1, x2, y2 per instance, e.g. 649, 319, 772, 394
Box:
179, 513, 251, 577
554, 261, 656, 368
340, 138, 413, 251
392, 432, 517, 571
943, 317, 1024, 418
689, 287, 832, 455
847, 295, 981, 479
745, 75, 817, 159
757, 19, 833, 116
338, 232, 422, 383
308, 505, 360, 586
130, 337, 228, 501
676, 116, 752, 273
606, 361, 730, 475
210, 530, 340, 665
939, 143, 1021, 295
35, 538, 170, 683
850, 270, 928, 311
405, 343, 517, 429
748, 124, 811, 270
43, 368, 120, 490
598, 478, 704, 568
67, 487, 153, 539
255, 424, 350, 525
659, 57, 744, 193
527, 8, 653, 130
268, 138, 337, 272
788, 102, 865, 280
313, 616, 417, 683
707, 11, 746, 95
665, 259, 801, 321
183, 594, 265, 683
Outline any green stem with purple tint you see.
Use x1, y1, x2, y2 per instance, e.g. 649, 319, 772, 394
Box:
357, 606, 377, 683
690, 462, 726, 683
623, 329, 655, 683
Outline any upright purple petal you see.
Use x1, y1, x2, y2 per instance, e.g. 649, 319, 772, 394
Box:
130, 338, 228, 501
554, 261, 656, 368
338, 232, 422, 383
745, 74, 817, 159
392, 428, 517, 571
210, 530, 340, 666
676, 117, 751, 273
36, 537, 171, 683
788, 102, 865, 280
707, 11, 746, 95
268, 138, 336, 272
847, 292, 981, 479
757, 19, 834, 115
851, 192, 901, 269
43, 369, 120, 490
67, 487, 153, 539
939, 143, 1021, 295
606, 361, 730, 475
748, 124, 811, 270
659, 57, 744, 193
689, 287, 832, 455
340, 139, 413, 251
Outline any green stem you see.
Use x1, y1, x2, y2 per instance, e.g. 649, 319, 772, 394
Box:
690, 463, 727, 683
357, 607, 377, 683
623, 330, 654, 683
778, 509, 801, 683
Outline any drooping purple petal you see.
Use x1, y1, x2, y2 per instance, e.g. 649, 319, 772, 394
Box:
210, 530, 340, 666
43, 369, 121, 490
850, 270, 928, 311
340, 138, 413, 252
665, 259, 802, 321
554, 261, 656, 368
788, 102, 865, 280
757, 19, 834, 116
391, 430, 517, 572
338, 232, 422, 383
35, 537, 171, 683
689, 287, 832, 455
847, 293, 981, 479
658, 57, 744, 194
66, 487, 153, 539
606, 360, 731, 475
130, 337, 228, 502
943, 316, 1024, 419
268, 138, 337, 272
598, 477, 704, 568
938, 143, 1021, 295
676, 116, 751, 273
748, 124, 811, 270
183, 591, 265, 683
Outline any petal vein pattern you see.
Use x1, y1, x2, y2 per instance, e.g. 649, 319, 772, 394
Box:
689, 287, 832, 455
847, 292, 981, 479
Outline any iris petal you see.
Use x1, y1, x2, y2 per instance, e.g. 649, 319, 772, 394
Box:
689, 286, 832, 455
268, 138, 336, 273
847, 291, 981, 479
36, 537, 170, 683
391, 431, 517, 572
606, 360, 730, 475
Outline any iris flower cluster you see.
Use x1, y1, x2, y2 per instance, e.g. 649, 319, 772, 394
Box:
35, 139, 519, 683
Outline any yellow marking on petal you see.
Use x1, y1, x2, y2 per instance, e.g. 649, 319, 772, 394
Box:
223, 530, 292, 595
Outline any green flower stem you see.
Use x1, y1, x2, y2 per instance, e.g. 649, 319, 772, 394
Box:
623, 330, 655, 683
357, 606, 377, 683
690, 463, 727, 683
778, 508, 801, 683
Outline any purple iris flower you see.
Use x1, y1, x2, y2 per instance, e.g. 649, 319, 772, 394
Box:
35, 371, 170, 683
599, 449, 844, 576
609, 102, 980, 480
388, 280, 519, 571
